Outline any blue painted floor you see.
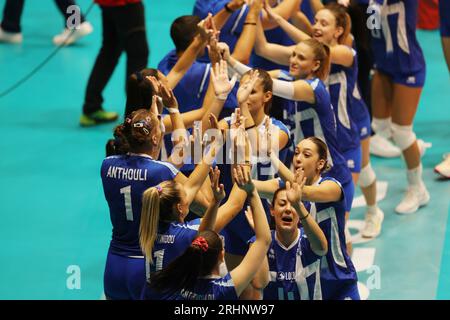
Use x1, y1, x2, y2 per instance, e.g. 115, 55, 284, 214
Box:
0, 0, 449, 299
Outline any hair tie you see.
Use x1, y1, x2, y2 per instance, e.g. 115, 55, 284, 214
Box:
192, 237, 208, 252
155, 185, 162, 194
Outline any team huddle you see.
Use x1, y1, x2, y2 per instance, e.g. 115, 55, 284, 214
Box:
100, 0, 440, 300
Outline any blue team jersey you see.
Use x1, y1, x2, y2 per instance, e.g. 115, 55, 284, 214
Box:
277, 76, 352, 186
218, 116, 291, 255
146, 273, 238, 300
326, 50, 361, 152
157, 49, 238, 112
101, 154, 179, 256
303, 177, 357, 285
249, 230, 322, 300
193, 0, 250, 53
369, 0, 425, 76
145, 221, 199, 280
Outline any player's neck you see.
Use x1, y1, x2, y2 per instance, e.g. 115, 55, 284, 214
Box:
276, 228, 299, 248
251, 109, 266, 127
308, 174, 321, 186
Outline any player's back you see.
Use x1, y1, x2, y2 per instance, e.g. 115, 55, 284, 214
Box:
101, 154, 179, 257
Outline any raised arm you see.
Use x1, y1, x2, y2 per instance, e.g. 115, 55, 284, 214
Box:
198, 167, 226, 232
263, 2, 312, 43
182, 114, 223, 205
167, 14, 215, 89
230, 166, 271, 297
261, 0, 302, 30
302, 179, 342, 203
231, 0, 263, 64
212, 0, 246, 30
286, 171, 327, 256
309, 0, 324, 14
254, 21, 294, 66
272, 78, 316, 103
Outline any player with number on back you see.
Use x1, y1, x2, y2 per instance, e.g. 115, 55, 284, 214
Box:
144, 165, 272, 300
369, 0, 429, 214
101, 109, 182, 300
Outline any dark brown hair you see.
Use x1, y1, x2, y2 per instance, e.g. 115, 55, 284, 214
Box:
149, 230, 223, 296
324, 3, 352, 44
113, 109, 159, 154
170, 15, 201, 53
306, 136, 330, 173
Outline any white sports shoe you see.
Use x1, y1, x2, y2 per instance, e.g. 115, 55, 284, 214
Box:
370, 133, 402, 158
395, 183, 430, 214
435, 153, 450, 179
0, 26, 22, 44
362, 207, 384, 238
53, 21, 93, 46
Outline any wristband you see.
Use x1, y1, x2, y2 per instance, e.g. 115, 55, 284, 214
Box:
300, 212, 310, 221
216, 93, 228, 101
166, 108, 180, 114
245, 124, 256, 130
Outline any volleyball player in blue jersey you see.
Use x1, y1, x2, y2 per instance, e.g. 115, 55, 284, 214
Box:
254, 2, 384, 237
144, 165, 272, 300
247, 164, 328, 300
222, 39, 355, 248
216, 69, 291, 269
101, 107, 221, 299
252, 137, 359, 300
369, 0, 429, 214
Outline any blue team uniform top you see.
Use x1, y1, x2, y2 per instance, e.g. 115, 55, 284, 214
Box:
369, 0, 425, 76
157, 49, 238, 112
303, 177, 357, 284
326, 49, 361, 152
249, 229, 322, 300
145, 221, 199, 280
101, 154, 179, 257
193, 0, 250, 53
277, 75, 352, 186
146, 273, 238, 300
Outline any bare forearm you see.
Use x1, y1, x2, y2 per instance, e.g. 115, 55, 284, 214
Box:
168, 36, 205, 89
231, 7, 260, 63
270, 153, 294, 182
262, 0, 301, 30
294, 201, 327, 255
199, 202, 220, 232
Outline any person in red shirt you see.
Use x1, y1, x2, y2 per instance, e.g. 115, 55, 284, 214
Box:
79, 0, 148, 126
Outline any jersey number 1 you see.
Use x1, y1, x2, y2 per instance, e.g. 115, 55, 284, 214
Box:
120, 186, 133, 221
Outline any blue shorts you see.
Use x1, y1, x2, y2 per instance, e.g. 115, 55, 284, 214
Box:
342, 178, 355, 213
104, 250, 146, 300
321, 280, 360, 300
351, 100, 372, 140
440, 0, 450, 37
376, 66, 425, 88
342, 146, 362, 174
